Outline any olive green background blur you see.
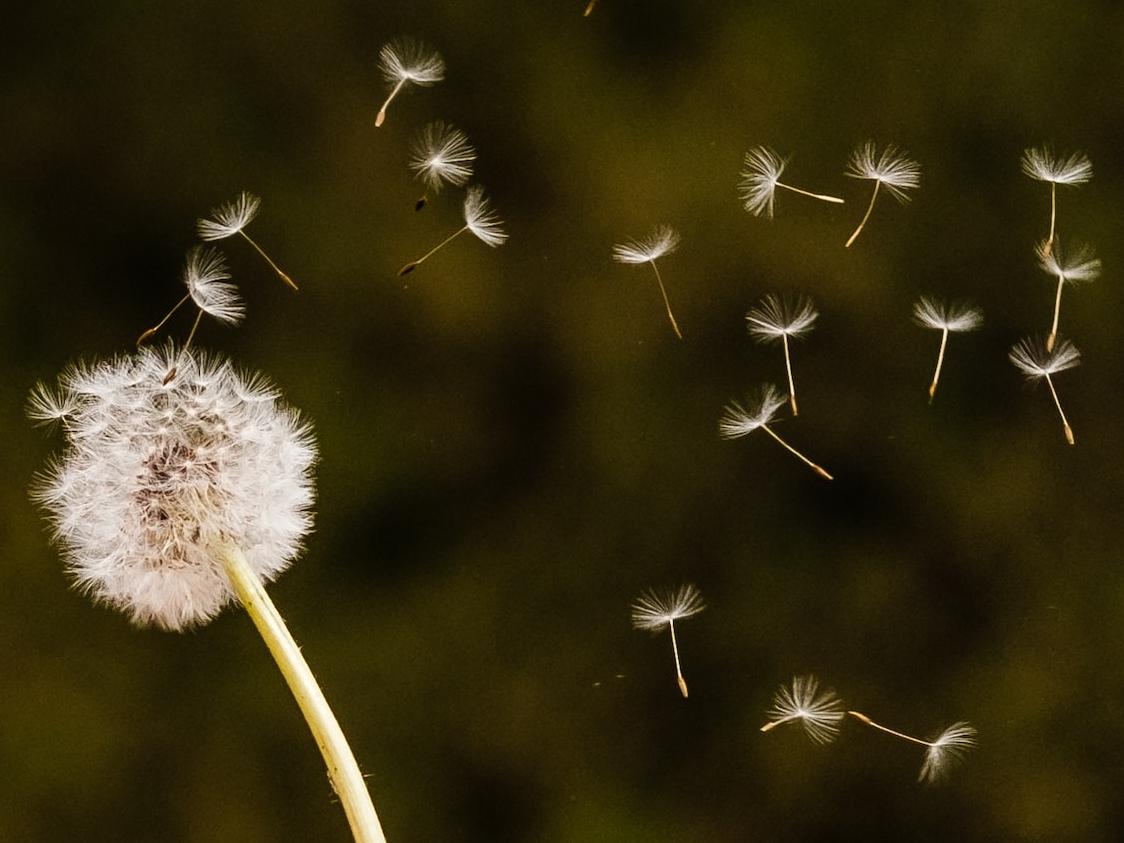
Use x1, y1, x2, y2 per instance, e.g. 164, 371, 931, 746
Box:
4, 1, 1124, 840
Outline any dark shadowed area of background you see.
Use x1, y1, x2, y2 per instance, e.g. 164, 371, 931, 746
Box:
3, 1, 1124, 840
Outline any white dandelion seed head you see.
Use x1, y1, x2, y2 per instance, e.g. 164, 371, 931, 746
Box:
378, 37, 445, 87
845, 142, 921, 202
912, 296, 983, 332
746, 293, 819, 342
1009, 336, 1081, 379
182, 246, 244, 326
1037, 240, 1101, 284
197, 191, 261, 241
409, 121, 476, 193
919, 721, 977, 784
612, 225, 680, 264
738, 146, 786, 218
630, 583, 706, 631
29, 345, 317, 631
462, 185, 508, 247
762, 675, 845, 745
718, 384, 787, 439
1020, 147, 1092, 185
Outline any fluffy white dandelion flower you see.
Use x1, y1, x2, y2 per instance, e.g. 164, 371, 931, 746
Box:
612, 225, 683, 339
843, 142, 921, 247
631, 584, 705, 698
759, 675, 845, 744
1009, 336, 1081, 444
739, 146, 844, 218
398, 184, 507, 276
1022, 147, 1092, 257
375, 37, 445, 127
919, 722, 978, 784
197, 191, 298, 291
1037, 239, 1100, 350
31, 345, 315, 630
848, 711, 977, 785
409, 121, 476, 210
746, 294, 818, 415
719, 384, 832, 479
911, 296, 983, 402
30, 345, 387, 840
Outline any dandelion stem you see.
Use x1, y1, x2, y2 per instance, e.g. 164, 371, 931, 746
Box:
929, 328, 948, 403
668, 619, 689, 698
1045, 373, 1075, 445
137, 294, 191, 346
1045, 182, 1057, 257
220, 545, 387, 843
848, 710, 933, 747
761, 424, 832, 480
759, 715, 798, 733
649, 260, 683, 340
777, 182, 845, 204
183, 308, 205, 351
782, 334, 798, 415
399, 225, 468, 276
1048, 277, 1064, 352
239, 231, 299, 291
845, 180, 881, 248
376, 78, 406, 128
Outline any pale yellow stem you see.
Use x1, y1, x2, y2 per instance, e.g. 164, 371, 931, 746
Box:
138, 293, 191, 346
848, 710, 933, 747
761, 424, 832, 480
760, 715, 798, 733
239, 231, 298, 291
649, 260, 683, 340
929, 328, 948, 403
668, 619, 688, 698
1047, 277, 1063, 352
376, 79, 406, 128
398, 226, 468, 275
782, 334, 798, 415
220, 545, 387, 843
776, 182, 845, 204
1044, 182, 1057, 257
845, 180, 881, 248
1045, 373, 1075, 445
584, 0, 598, 14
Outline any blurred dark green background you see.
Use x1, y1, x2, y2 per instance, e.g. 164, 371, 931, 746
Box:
4, 1, 1124, 840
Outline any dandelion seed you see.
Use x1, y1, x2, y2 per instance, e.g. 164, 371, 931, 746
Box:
1037, 239, 1100, 351
29, 346, 386, 841
746, 294, 818, 415
848, 711, 977, 784
137, 246, 244, 353
843, 142, 920, 248
759, 675, 845, 744
719, 384, 832, 480
612, 224, 683, 339
631, 584, 705, 698
1021, 147, 1092, 257
409, 121, 476, 210
911, 296, 983, 402
197, 191, 297, 291
1009, 336, 1081, 445
375, 37, 445, 128
739, 146, 844, 219
398, 185, 507, 276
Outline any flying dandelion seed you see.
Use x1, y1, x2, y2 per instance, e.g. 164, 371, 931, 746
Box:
911, 296, 983, 403
746, 294, 818, 415
137, 246, 244, 351
612, 224, 683, 339
843, 142, 920, 248
28, 346, 386, 841
719, 384, 833, 480
759, 675, 845, 744
1009, 336, 1081, 445
848, 711, 977, 784
1021, 147, 1092, 257
584, 0, 598, 14
197, 191, 298, 292
398, 185, 507, 276
630, 584, 705, 698
1036, 239, 1100, 352
375, 37, 445, 128
408, 121, 476, 211
739, 146, 844, 218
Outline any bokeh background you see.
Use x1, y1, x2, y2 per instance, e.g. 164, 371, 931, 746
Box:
4, 1, 1124, 840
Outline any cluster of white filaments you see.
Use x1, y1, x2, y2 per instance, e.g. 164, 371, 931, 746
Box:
30, 345, 316, 630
